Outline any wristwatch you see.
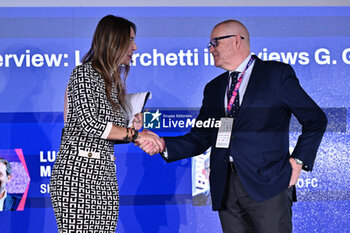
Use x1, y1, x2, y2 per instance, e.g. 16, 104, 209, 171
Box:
131, 130, 139, 143
294, 158, 304, 165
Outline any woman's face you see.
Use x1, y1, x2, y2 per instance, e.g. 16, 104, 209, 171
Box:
121, 27, 137, 65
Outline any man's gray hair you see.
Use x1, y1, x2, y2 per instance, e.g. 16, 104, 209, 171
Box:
0, 157, 12, 176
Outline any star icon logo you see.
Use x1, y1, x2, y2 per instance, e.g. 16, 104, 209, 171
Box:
143, 109, 162, 129
150, 109, 161, 122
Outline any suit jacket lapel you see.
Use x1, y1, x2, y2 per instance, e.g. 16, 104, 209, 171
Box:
235, 56, 265, 126
217, 71, 229, 117
4, 195, 14, 211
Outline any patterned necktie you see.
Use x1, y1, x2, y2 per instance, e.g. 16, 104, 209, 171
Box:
227, 72, 240, 118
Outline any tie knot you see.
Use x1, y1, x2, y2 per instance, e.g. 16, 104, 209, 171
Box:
230, 72, 240, 82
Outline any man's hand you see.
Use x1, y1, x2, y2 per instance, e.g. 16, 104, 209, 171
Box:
135, 129, 164, 155
288, 158, 303, 188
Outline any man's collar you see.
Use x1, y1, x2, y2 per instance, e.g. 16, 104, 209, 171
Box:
229, 54, 252, 74
0, 190, 7, 200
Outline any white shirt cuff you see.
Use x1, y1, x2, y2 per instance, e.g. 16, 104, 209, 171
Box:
161, 147, 169, 158
101, 122, 113, 139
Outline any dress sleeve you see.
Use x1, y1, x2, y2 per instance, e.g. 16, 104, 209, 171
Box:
69, 65, 113, 139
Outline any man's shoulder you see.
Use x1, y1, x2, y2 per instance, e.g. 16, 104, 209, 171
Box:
7, 193, 21, 200
6, 193, 22, 205
4, 193, 22, 211
254, 55, 293, 71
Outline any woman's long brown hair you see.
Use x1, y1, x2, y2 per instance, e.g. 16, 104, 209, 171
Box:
82, 15, 136, 112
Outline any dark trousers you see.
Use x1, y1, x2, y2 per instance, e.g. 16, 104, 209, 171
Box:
219, 164, 293, 233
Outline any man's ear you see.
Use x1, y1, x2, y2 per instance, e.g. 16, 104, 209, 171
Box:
235, 35, 243, 47
7, 174, 12, 183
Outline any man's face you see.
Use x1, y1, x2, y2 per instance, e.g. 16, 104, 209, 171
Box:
0, 162, 10, 193
209, 25, 237, 70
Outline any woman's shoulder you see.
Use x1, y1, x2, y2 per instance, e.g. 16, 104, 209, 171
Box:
68, 62, 102, 86
70, 62, 101, 77
71, 61, 93, 73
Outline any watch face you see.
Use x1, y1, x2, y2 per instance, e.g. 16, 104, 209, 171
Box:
295, 158, 303, 165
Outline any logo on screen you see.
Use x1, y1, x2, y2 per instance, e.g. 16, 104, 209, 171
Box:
144, 109, 162, 129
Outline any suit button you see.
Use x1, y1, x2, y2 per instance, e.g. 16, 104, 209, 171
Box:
88, 152, 92, 157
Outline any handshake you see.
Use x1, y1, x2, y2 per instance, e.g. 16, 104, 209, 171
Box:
131, 113, 165, 155
134, 129, 165, 155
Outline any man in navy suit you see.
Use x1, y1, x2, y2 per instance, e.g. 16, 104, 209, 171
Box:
0, 157, 21, 211
141, 19, 327, 232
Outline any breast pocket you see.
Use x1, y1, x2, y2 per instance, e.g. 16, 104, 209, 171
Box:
78, 150, 101, 159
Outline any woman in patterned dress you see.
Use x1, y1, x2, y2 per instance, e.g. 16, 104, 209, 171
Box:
50, 15, 163, 233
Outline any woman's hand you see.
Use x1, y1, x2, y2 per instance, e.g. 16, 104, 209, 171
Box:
132, 113, 143, 130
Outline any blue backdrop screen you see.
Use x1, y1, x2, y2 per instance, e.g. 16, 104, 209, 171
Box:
0, 6, 349, 233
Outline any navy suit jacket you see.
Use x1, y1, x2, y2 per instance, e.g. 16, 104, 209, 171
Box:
163, 55, 327, 211
3, 193, 21, 211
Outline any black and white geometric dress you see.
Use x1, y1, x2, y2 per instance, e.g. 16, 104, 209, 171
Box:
50, 62, 126, 233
